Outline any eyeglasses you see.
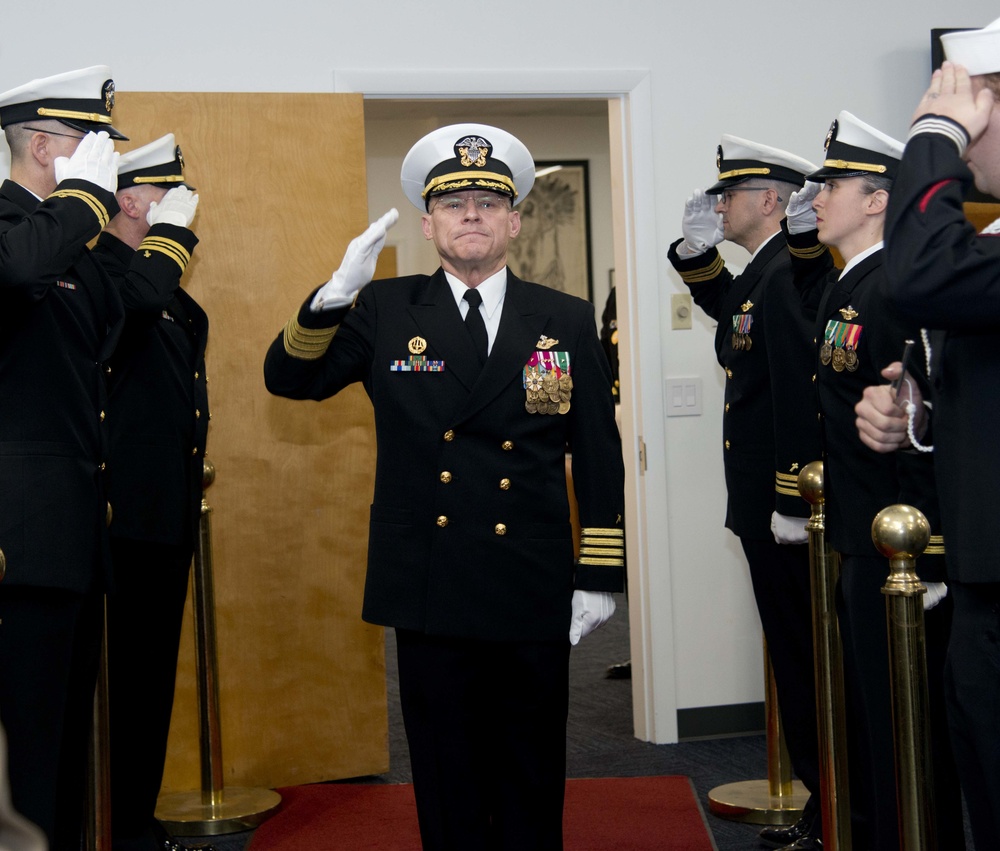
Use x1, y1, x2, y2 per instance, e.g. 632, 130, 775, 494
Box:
718, 187, 769, 205
21, 126, 86, 140
431, 195, 511, 214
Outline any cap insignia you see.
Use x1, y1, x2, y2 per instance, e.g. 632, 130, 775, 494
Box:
716, 145, 723, 171
824, 119, 837, 152
457, 136, 490, 168
176, 145, 185, 171
103, 79, 116, 114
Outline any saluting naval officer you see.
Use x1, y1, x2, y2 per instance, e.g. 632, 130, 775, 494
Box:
264, 123, 625, 851
91, 135, 206, 851
0, 66, 126, 849
853, 17, 1000, 848
667, 138, 824, 850
782, 112, 964, 851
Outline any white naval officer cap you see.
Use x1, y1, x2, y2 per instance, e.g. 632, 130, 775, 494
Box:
942, 16, 1000, 76
706, 135, 816, 195
806, 111, 903, 182
0, 65, 127, 140
118, 133, 194, 190
400, 123, 535, 210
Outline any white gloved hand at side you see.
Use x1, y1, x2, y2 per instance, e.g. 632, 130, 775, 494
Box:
679, 189, 724, 256
771, 511, 809, 545
54, 131, 119, 193
147, 186, 199, 228
569, 590, 616, 646
784, 181, 821, 234
311, 208, 399, 312
923, 582, 948, 611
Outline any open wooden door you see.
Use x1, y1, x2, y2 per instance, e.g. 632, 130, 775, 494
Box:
113, 92, 387, 790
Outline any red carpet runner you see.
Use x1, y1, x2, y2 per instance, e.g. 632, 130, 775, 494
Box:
247, 776, 714, 850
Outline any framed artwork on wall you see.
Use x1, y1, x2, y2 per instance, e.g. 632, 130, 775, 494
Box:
508, 160, 594, 303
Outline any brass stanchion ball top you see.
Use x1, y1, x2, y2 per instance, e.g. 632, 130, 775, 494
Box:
872, 504, 930, 559
797, 460, 824, 504
202, 458, 216, 490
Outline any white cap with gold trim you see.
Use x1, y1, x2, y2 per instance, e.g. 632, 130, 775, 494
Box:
118, 134, 192, 190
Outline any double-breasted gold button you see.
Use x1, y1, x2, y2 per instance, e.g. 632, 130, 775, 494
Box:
726, 368, 733, 379
502, 441, 513, 451
440, 471, 453, 483
499, 478, 511, 490
437, 516, 449, 528
191, 447, 198, 456
195, 371, 200, 380
724, 403, 730, 413
99, 410, 105, 422
443, 430, 455, 442
195, 409, 201, 419
495, 524, 507, 535
99, 462, 106, 471
725, 440, 731, 450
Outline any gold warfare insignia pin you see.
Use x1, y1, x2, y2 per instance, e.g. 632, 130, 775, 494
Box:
840, 306, 858, 321
741, 300, 754, 312
536, 335, 559, 350
408, 336, 427, 355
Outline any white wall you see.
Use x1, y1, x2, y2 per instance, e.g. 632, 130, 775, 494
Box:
3, 0, 993, 736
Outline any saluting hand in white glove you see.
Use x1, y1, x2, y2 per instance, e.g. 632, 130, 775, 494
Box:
785, 181, 822, 234
679, 189, 724, 256
311, 208, 400, 312
569, 590, 616, 645
54, 131, 119, 193
147, 186, 199, 228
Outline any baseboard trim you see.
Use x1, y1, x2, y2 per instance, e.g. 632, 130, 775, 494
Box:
677, 701, 765, 741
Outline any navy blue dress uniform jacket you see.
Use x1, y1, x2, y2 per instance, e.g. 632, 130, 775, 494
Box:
0, 178, 123, 592
883, 131, 1000, 584
784, 229, 947, 579
263, 268, 625, 643
668, 235, 821, 539
93, 229, 207, 551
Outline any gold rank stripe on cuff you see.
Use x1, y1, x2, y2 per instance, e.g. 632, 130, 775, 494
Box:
579, 527, 625, 567
49, 188, 111, 229
283, 315, 337, 360
788, 242, 829, 260
924, 535, 945, 556
775, 470, 802, 497
676, 252, 725, 284
139, 236, 192, 273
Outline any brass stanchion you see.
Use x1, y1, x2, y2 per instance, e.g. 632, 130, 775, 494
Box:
707, 639, 809, 824
798, 461, 852, 850
155, 460, 281, 836
871, 505, 937, 851
85, 596, 112, 850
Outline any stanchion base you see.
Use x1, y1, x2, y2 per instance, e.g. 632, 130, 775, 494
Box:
707, 779, 809, 825
155, 786, 282, 836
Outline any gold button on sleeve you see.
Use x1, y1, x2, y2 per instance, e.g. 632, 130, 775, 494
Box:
436, 516, 449, 527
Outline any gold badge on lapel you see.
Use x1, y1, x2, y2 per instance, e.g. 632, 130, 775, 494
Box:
741, 300, 754, 312
839, 306, 858, 321
408, 336, 427, 355
536, 335, 559, 350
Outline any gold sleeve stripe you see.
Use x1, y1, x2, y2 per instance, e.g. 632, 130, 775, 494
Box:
139, 236, 192, 272
775, 470, 804, 497
924, 534, 945, 556
579, 545, 625, 557
578, 556, 625, 567
49, 188, 111, 228
283, 315, 337, 360
581, 527, 624, 538
788, 243, 829, 260
676, 253, 725, 284
775, 471, 800, 483
775, 484, 802, 497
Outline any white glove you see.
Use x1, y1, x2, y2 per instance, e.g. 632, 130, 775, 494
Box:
311, 208, 400, 312
771, 511, 809, 545
569, 590, 616, 646
679, 189, 724, 256
54, 131, 119, 193
923, 582, 948, 611
147, 186, 199, 228
785, 181, 821, 234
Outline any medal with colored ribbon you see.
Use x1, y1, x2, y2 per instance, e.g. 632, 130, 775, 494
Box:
524, 351, 573, 415
731, 313, 754, 351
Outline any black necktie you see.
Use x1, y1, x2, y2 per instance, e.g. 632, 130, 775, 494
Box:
463, 289, 488, 364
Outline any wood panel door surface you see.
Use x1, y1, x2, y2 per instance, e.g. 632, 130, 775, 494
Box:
113, 92, 386, 790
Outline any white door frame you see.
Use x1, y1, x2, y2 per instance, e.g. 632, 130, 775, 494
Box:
333, 68, 678, 743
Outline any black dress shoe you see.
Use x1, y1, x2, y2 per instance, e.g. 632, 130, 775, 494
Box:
759, 809, 818, 848
779, 839, 822, 851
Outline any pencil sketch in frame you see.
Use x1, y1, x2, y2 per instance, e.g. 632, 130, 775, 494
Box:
508, 160, 594, 302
